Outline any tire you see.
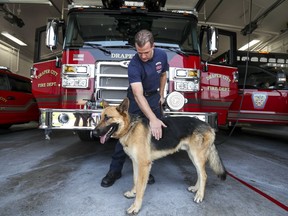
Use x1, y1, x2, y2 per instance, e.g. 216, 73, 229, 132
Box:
227, 126, 242, 136
77, 131, 96, 142
0, 124, 12, 129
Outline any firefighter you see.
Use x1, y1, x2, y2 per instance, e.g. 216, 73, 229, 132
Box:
101, 29, 169, 187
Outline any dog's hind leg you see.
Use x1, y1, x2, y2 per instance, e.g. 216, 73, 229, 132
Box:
126, 161, 151, 214
186, 147, 207, 203
186, 153, 200, 193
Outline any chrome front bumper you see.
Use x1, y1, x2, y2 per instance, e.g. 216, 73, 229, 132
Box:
39, 108, 217, 130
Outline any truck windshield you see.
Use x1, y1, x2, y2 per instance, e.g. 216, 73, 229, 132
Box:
64, 11, 199, 54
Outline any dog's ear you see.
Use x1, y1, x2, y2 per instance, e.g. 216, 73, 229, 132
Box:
116, 97, 129, 113
101, 100, 110, 108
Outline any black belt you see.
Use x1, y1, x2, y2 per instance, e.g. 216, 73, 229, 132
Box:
127, 87, 158, 97
144, 90, 159, 97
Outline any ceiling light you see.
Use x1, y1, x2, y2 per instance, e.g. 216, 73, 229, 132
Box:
0, 0, 52, 5
1, 32, 27, 46
238, 39, 260, 51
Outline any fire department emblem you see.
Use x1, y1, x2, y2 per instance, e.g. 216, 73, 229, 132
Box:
252, 92, 268, 109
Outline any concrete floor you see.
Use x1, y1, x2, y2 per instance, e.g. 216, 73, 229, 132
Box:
0, 123, 287, 216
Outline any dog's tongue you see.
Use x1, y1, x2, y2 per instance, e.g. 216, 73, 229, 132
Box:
100, 135, 106, 144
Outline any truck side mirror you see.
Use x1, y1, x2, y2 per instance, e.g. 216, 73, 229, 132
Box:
207, 26, 218, 55
46, 19, 59, 50
55, 56, 62, 68
276, 71, 286, 88
30, 67, 36, 78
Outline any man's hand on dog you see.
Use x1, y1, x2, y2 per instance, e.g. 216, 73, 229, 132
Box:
149, 117, 167, 140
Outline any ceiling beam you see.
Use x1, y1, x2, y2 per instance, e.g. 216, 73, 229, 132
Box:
195, 0, 207, 12
241, 0, 286, 35
205, 0, 224, 22
49, 0, 61, 14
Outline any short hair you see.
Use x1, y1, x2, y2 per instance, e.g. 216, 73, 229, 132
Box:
134, 29, 154, 47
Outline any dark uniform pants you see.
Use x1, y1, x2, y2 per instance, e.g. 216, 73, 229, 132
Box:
109, 93, 162, 173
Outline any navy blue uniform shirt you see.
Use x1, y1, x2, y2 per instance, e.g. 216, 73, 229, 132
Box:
127, 48, 169, 114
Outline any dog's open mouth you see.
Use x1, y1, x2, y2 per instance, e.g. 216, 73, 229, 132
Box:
99, 123, 118, 144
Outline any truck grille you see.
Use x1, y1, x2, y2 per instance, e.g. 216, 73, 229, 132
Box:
96, 61, 129, 105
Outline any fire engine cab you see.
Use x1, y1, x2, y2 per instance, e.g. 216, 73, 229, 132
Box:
31, 0, 239, 140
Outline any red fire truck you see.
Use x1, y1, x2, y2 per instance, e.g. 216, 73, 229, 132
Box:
213, 50, 288, 129
0, 66, 39, 129
31, 0, 239, 140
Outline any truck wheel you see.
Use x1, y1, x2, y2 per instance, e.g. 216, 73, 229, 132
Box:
77, 131, 96, 142
228, 126, 242, 136
0, 124, 12, 129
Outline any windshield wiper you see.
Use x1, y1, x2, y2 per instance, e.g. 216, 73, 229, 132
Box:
84, 43, 111, 55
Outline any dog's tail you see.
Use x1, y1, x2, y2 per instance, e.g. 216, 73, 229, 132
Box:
208, 144, 227, 181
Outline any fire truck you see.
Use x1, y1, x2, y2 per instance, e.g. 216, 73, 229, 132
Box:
31, 0, 239, 140
213, 50, 288, 128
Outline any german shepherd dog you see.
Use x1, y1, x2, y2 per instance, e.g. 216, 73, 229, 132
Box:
94, 98, 226, 214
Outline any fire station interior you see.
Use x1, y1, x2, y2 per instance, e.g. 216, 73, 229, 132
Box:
0, 0, 287, 216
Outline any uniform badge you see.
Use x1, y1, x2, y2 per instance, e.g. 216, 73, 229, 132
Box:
155, 61, 162, 73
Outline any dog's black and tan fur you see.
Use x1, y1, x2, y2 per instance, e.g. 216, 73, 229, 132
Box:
95, 98, 226, 214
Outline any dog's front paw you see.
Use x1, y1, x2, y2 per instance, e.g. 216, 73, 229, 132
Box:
124, 190, 136, 199
193, 191, 204, 203
127, 203, 140, 215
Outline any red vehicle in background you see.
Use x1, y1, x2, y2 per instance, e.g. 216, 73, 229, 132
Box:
214, 50, 288, 129
31, 0, 239, 140
0, 66, 39, 129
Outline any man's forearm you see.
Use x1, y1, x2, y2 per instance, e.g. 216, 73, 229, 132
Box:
159, 72, 167, 100
134, 94, 157, 121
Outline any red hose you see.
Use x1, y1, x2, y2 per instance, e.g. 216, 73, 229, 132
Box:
227, 171, 288, 212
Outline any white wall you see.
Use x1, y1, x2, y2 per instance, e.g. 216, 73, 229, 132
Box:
0, 39, 32, 78
18, 52, 33, 78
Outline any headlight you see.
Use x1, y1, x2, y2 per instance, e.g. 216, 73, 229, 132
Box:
52, 112, 75, 126
175, 69, 198, 78
58, 113, 69, 124
52, 112, 77, 127
64, 65, 88, 74
176, 69, 187, 77
166, 92, 185, 111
